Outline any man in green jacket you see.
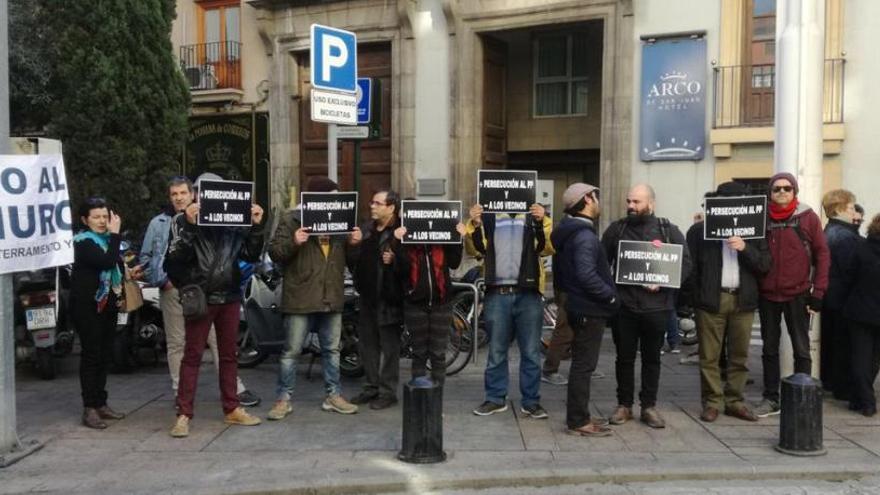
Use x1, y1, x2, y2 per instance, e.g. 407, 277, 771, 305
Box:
266, 177, 362, 419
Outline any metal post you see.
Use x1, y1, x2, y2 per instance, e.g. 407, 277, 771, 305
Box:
353, 140, 361, 193
327, 123, 338, 182
774, 0, 825, 379
0, 0, 17, 455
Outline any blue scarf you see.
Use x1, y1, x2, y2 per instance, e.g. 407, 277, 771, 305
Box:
74, 231, 123, 312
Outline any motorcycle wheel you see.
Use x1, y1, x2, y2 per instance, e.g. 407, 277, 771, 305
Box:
237, 324, 267, 368
339, 317, 364, 378
35, 347, 57, 380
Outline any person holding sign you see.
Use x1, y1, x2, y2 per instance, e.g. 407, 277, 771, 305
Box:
392, 221, 466, 385
601, 184, 691, 429
551, 184, 618, 437
164, 173, 266, 437
71, 198, 142, 429
754, 173, 829, 418
348, 190, 406, 410
266, 177, 361, 419
466, 201, 554, 419
140, 176, 261, 408
685, 182, 770, 423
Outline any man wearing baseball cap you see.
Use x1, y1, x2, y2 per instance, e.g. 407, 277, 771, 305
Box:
551, 183, 618, 436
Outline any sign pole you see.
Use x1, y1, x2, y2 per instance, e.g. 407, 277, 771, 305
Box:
328, 123, 338, 182
0, 0, 18, 456
353, 140, 361, 193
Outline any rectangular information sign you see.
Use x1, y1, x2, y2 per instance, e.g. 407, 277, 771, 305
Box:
477, 169, 537, 214
703, 195, 767, 240
197, 179, 253, 227
401, 200, 462, 244
615, 240, 684, 289
300, 192, 358, 234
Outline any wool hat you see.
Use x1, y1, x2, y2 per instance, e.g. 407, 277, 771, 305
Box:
562, 183, 599, 212
769, 172, 799, 195
715, 181, 748, 197
306, 176, 339, 193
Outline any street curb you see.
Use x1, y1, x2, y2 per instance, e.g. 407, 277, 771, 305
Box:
231, 465, 880, 495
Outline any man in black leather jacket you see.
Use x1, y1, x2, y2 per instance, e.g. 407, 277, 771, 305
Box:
163, 172, 266, 437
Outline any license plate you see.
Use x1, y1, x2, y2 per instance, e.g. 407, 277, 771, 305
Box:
117, 312, 129, 325
25, 307, 55, 330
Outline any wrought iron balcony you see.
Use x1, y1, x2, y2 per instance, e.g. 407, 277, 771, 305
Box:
713, 58, 845, 128
179, 41, 242, 91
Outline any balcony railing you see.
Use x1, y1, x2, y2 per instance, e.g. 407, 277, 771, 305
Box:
179, 41, 242, 91
713, 58, 845, 128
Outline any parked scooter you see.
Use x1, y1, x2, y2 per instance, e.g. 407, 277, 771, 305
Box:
111, 239, 166, 372
13, 266, 75, 380
236, 257, 364, 378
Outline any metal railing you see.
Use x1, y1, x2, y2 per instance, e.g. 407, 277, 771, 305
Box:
713, 58, 845, 128
179, 41, 242, 91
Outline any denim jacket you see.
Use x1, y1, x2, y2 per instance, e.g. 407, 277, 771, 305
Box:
139, 209, 174, 288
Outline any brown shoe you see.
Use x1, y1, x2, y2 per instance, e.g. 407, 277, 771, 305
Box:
567, 423, 613, 437
700, 406, 719, 422
97, 405, 125, 420
724, 404, 758, 422
82, 408, 108, 430
609, 405, 633, 425
640, 407, 666, 429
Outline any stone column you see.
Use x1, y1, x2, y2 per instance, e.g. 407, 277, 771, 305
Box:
774, 0, 825, 378
406, 0, 451, 198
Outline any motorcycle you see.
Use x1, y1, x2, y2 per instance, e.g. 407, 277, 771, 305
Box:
236, 258, 364, 378
13, 266, 75, 380
111, 239, 166, 372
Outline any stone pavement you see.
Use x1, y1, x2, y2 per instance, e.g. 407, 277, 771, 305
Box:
3, 334, 880, 494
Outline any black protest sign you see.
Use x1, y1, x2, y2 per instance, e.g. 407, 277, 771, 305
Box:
300, 192, 358, 234
197, 179, 253, 227
401, 201, 462, 244
477, 170, 537, 213
615, 240, 684, 289
703, 195, 767, 240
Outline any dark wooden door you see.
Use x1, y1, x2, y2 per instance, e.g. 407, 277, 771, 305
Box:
299, 42, 392, 220
482, 36, 507, 168
742, 0, 776, 125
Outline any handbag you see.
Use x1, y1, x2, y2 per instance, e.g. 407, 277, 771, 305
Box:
121, 276, 144, 313
179, 284, 208, 320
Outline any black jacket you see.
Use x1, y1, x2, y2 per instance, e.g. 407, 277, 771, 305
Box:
348, 219, 405, 324
551, 215, 618, 319
395, 243, 463, 306
601, 214, 692, 313
824, 218, 863, 310
684, 222, 771, 313
163, 213, 265, 304
70, 233, 123, 312
843, 234, 880, 327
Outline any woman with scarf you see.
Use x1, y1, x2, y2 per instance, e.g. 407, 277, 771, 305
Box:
753, 173, 830, 418
70, 198, 141, 429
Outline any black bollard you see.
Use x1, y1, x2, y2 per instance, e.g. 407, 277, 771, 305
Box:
398, 379, 446, 463
775, 373, 826, 456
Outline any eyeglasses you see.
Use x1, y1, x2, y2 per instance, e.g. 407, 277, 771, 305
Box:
772, 186, 794, 193
369, 200, 388, 207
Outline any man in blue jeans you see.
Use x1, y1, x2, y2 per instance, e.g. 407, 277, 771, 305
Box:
465, 200, 554, 418
266, 177, 361, 419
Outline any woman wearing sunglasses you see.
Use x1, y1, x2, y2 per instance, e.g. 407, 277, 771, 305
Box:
70, 198, 141, 429
752, 173, 830, 418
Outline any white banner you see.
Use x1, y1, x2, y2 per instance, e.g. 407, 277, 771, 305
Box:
0, 155, 74, 274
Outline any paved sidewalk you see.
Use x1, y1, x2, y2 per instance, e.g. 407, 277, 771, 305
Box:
3, 335, 880, 494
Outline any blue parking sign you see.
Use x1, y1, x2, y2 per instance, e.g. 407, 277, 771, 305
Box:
356, 78, 372, 124
310, 24, 357, 93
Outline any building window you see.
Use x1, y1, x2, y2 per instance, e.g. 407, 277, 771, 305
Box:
533, 33, 590, 117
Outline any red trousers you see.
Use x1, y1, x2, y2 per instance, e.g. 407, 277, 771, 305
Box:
176, 302, 240, 418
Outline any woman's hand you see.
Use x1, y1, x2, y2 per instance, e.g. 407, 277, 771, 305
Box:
108, 211, 122, 234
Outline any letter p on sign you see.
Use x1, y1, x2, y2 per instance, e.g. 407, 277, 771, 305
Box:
310, 24, 357, 93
